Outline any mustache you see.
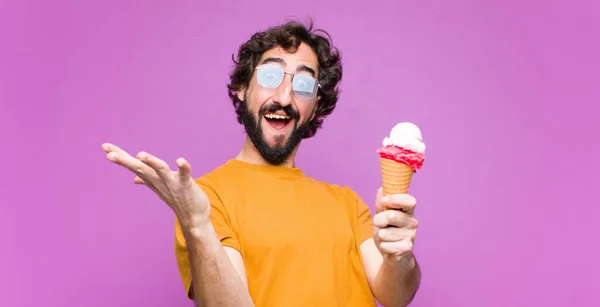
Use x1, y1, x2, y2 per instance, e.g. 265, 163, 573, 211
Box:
259, 104, 300, 120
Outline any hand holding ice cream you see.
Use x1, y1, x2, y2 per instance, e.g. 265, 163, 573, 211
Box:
372, 122, 424, 271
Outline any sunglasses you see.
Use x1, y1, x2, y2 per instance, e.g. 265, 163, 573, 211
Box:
256, 64, 320, 98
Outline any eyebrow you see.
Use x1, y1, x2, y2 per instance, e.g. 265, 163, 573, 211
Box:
260, 57, 316, 77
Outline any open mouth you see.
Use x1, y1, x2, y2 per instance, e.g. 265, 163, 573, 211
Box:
263, 113, 293, 131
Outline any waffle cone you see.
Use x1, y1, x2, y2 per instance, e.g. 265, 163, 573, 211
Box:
380, 157, 414, 195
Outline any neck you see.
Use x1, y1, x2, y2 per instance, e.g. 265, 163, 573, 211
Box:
235, 136, 299, 168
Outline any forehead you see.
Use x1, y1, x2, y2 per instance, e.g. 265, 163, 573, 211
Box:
258, 43, 319, 73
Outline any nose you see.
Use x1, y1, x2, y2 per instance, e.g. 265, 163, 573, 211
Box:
272, 74, 293, 107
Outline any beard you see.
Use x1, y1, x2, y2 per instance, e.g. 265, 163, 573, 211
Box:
239, 98, 311, 166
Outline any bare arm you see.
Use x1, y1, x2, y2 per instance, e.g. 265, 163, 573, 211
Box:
182, 222, 254, 307
361, 239, 421, 307
100, 143, 253, 307
360, 189, 422, 307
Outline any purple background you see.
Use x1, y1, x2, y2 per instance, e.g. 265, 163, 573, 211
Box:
2, 0, 599, 306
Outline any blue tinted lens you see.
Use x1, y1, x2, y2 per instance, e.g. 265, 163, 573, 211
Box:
293, 74, 318, 98
257, 65, 284, 88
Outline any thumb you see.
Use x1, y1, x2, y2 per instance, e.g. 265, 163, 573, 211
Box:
177, 158, 192, 181
374, 187, 385, 213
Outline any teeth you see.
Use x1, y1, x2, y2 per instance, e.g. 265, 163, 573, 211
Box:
264, 114, 290, 120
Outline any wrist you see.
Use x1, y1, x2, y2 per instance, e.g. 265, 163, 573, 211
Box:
178, 215, 212, 237
384, 252, 416, 270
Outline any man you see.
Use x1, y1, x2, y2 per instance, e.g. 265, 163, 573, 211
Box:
102, 20, 421, 307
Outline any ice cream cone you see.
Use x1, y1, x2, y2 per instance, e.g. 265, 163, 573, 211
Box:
380, 157, 414, 195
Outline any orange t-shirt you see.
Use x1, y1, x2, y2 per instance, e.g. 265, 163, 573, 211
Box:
174, 159, 376, 307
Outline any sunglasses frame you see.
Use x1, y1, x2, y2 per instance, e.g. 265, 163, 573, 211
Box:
255, 64, 321, 98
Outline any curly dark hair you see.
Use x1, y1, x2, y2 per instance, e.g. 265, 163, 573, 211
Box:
227, 19, 343, 139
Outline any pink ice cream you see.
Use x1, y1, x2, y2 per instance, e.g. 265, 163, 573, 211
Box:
376, 122, 426, 172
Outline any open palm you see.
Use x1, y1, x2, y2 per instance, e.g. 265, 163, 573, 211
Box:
101, 143, 210, 225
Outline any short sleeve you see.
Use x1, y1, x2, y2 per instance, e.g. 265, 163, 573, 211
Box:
173, 177, 241, 299
196, 178, 241, 252
173, 217, 193, 298
355, 192, 374, 245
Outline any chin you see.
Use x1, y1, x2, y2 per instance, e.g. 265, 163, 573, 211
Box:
262, 131, 289, 148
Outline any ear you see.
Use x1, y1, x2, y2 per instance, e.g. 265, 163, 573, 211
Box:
310, 100, 319, 121
236, 87, 246, 102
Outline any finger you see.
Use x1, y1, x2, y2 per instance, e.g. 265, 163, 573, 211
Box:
133, 176, 146, 185
176, 158, 192, 182
137, 152, 172, 179
377, 227, 415, 242
373, 211, 419, 229
101, 142, 125, 154
102, 142, 129, 163
104, 145, 154, 176
374, 187, 385, 213
381, 194, 417, 214
101, 142, 115, 153
373, 210, 395, 228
